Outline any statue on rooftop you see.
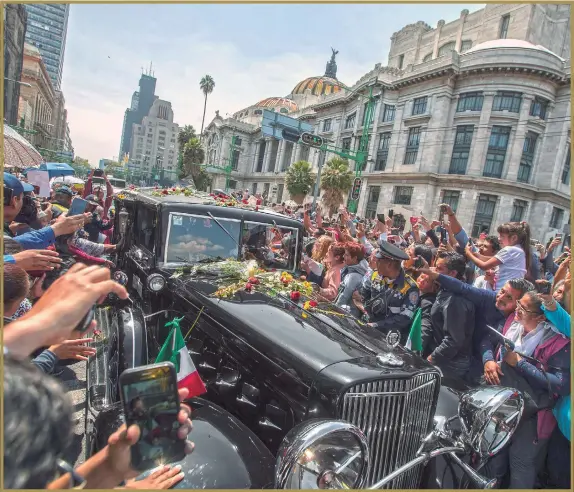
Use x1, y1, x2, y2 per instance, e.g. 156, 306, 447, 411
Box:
325, 48, 339, 79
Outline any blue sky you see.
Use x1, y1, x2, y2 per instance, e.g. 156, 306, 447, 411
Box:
61, 3, 483, 164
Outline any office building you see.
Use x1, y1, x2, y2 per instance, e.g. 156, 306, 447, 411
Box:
24, 4, 69, 90
119, 67, 158, 160
129, 99, 180, 181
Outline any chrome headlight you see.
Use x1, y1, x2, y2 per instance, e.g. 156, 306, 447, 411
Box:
113, 270, 129, 286
146, 273, 166, 292
275, 419, 369, 489
458, 386, 524, 458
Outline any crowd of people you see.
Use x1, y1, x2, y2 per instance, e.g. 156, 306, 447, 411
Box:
2, 167, 571, 489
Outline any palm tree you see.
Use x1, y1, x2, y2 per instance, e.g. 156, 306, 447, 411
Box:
178, 125, 197, 149
182, 137, 205, 179
285, 160, 315, 205
320, 157, 354, 216
199, 75, 215, 140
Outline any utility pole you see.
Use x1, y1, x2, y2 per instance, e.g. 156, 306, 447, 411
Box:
311, 148, 326, 215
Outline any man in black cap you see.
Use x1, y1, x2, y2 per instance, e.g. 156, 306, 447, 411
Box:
360, 240, 420, 344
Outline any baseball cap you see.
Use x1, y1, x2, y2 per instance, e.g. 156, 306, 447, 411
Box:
4, 172, 33, 196
55, 186, 73, 196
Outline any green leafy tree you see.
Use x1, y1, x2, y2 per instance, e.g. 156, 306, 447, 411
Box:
285, 160, 314, 205
71, 157, 91, 178
103, 161, 124, 178
180, 137, 207, 189
199, 75, 215, 139
320, 157, 354, 216
178, 125, 197, 149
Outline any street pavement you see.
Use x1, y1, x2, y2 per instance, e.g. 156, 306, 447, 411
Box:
58, 360, 88, 467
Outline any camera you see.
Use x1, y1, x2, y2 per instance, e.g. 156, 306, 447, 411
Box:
14, 193, 38, 224
536, 280, 552, 295
93, 169, 104, 178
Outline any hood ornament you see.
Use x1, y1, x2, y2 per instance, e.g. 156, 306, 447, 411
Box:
376, 352, 404, 368
386, 330, 401, 349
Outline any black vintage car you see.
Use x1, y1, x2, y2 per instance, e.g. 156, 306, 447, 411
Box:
86, 188, 524, 489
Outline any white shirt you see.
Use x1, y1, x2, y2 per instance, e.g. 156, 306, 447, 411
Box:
494, 245, 526, 292
473, 275, 495, 291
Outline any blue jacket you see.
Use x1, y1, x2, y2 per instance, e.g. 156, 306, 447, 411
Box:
4, 222, 56, 250
542, 304, 571, 441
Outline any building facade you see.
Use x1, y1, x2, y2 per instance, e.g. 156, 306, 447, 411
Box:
202, 3, 570, 242
128, 99, 180, 182
4, 4, 27, 125
18, 43, 57, 151
24, 4, 69, 90
119, 69, 158, 160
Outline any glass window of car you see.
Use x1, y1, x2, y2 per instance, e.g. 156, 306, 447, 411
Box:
135, 205, 157, 254
165, 213, 241, 264
241, 222, 298, 271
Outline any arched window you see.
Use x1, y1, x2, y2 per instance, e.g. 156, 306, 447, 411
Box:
254, 109, 263, 115
460, 40, 473, 53
423, 53, 432, 62
280, 108, 289, 114
438, 41, 456, 57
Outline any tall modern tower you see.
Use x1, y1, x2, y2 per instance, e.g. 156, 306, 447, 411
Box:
24, 4, 69, 90
119, 67, 157, 160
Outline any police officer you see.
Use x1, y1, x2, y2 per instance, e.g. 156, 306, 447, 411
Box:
360, 241, 420, 344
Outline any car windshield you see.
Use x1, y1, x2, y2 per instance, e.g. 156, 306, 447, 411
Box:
164, 213, 298, 271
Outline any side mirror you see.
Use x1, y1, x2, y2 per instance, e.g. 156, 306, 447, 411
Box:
458, 386, 524, 458
275, 419, 369, 489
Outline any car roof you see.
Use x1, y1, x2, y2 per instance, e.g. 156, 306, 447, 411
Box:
120, 188, 304, 228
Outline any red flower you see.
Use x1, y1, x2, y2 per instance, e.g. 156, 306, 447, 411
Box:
248, 277, 259, 284
309, 300, 318, 308
290, 291, 301, 301
172, 187, 176, 191
245, 283, 253, 292
161, 189, 169, 195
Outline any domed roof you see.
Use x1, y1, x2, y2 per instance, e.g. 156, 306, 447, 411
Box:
254, 97, 298, 113
291, 76, 342, 96
466, 39, 563, 59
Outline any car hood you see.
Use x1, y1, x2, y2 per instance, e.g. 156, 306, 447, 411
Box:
168, 264, 433, 386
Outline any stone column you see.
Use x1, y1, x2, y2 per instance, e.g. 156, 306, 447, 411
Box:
467, 91, 496, 176
388, 102, 406, 171
432, 20, 445, 58
505, 94, 534, 182
293, 142, 302, 163
455, 10, 468, 52
275, 139, 285, 173
252, 139, 260, 172
367, 97, 383, 171
263, 138, 273, 173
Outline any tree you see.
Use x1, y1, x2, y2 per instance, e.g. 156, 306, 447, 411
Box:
180, 137, 207, 190
178, 125, 197, 149
71, 157, 91, 178
103, 161, 124, 178
285, 160, 314, 205
199, 75, 215, 139
320, 157, 354, 216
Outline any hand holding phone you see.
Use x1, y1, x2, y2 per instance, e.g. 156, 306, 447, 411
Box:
377, 213, 385, 223
414, 256, 425, 269
120, 362, 187, 471
68, 197, 89, 217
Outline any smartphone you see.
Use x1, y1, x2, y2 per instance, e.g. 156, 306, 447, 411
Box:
68, 197, 89, 216
377, 213, 385, 223
556, 233, 563, 240
414, 256, 425, 269
119, 362, 185, 471
440, 228, 447, 245
388, 209, 394, 219
468, 238, 474, 247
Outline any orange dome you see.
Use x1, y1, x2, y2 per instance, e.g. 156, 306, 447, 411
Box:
291, 76, 342, 96
255, 97, 298, 113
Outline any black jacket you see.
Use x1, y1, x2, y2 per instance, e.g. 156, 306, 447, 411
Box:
420, 293, 437, 358
427, 288, 475, 364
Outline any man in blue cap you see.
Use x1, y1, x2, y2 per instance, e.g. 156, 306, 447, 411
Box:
360, 240, 420, 344
4, 172, 85, 250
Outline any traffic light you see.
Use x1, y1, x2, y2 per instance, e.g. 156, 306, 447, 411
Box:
281, 128, 301, 143
351, 177, 362, 200
301, 132, 323, 148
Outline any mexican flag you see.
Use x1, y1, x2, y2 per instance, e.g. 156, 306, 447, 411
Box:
155, 317, 206, 397
405, 307, 422, 353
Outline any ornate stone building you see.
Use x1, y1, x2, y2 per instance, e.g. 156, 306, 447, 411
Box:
202, 4, 571, 241
4, 4, 27, 125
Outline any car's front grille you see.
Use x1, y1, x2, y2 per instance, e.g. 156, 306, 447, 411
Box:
339, 372, 439, 488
